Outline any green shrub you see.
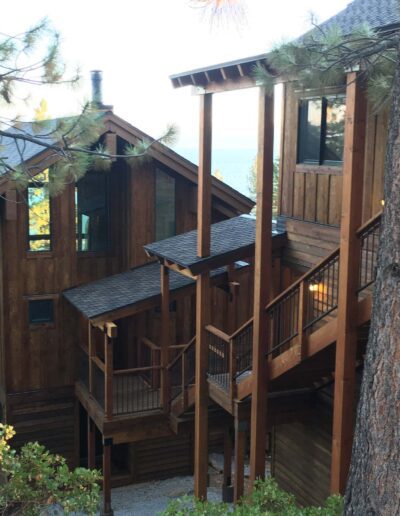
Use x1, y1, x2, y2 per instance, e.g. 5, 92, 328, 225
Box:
161, 477, 343, 516
0, 424, 101, 515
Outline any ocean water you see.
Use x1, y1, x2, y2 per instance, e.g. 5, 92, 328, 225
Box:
175, 147, 256, 199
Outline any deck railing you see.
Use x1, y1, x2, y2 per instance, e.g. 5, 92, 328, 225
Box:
167, 337, 196, 406
358, 214, 382, 294
113, 366, 162, 415
206, 212, 382, 396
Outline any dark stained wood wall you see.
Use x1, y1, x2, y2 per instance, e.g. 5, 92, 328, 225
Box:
0, 150, 240, 402
272, 394, 333, 507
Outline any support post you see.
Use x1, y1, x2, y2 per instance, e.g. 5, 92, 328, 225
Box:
234, 416, 247, 502
194, 271, 210, 499
104, 323, 115, 419
102, 437, 113, 516
197, 93, 213, 257
160, 265, 170, 412
331, 71, 366, 494
87, 416, 95, 470
222, 427, 233, 502
88, 322, 94, 394
249, 88, 274, 485
194, 91, 213, 500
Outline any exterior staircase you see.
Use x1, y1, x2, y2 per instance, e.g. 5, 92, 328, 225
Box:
123, 212, 380, 426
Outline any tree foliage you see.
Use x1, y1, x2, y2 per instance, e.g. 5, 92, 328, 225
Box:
0, 19, 177, 197
254, 22, 398, 113
248, 156, 279, 216
161, 477, 343, 515
0, 424, 101, 515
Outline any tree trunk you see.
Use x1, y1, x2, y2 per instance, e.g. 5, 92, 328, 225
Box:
344, 40, 400, 515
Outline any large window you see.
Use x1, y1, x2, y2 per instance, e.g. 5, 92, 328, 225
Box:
155, 168, 176, 241
28, 169, 51, 251
76, 172, 108, 252
297, 95, 346, 165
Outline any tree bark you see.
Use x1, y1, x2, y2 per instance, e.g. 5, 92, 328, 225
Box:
344, 39, 400, 515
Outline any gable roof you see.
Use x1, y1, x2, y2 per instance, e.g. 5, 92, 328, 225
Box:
0, 111, 253, 214
170, 0, 400, 91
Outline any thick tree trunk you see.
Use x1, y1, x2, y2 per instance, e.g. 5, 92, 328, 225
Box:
344, 40, 400, 515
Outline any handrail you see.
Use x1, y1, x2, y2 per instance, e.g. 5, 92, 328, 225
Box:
265, 211, 382, 313
167, 336, 195, 371
140, 336, 160, 351
92, 356, 105, 372
113, 365, 162, 375
205, 325, 230, 343
230, 317, 254, 340
356, 211, 382, 236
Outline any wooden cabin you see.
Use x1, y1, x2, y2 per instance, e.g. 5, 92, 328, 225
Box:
167, 0, 399, 509
0, 89, 258, 513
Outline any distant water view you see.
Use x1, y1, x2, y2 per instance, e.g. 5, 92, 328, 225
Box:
175, 147, 256, 199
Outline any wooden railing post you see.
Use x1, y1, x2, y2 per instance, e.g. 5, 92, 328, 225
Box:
331, 71, 367, 494
104, 323, 116, 419
297, 282, 307, 361
229, 338, 237, 400
88, 322, 94, 395
182, 350, 188, 410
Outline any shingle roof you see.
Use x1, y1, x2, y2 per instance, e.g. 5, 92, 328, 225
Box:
317, 0, 399, 35
0, 119, 63, 173
144, 215, 286, 275
63, 261, 241, 320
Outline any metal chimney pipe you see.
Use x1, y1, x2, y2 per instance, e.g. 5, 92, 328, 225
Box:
91, 70, 103, 106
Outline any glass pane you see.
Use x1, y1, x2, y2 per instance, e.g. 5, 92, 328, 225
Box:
155, 169, 175, 241
76, 172, 108, 252
28, 169, 51, 252
29, 299, 53, 324
298, 99, 322, 163
323, 96, 346, 163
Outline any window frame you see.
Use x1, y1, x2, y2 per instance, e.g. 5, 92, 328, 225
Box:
26, 169, 53, 253
75, 170, 110, 254
297, 93, 346, 167
27, 295, 57, 329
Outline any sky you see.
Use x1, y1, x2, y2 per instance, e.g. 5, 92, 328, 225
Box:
2, 0, 351, 179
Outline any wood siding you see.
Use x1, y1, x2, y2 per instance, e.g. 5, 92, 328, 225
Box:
279, 82, 387, 273
272, 396, 333, 507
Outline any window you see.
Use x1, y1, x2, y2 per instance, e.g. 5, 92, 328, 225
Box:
29, 299, 54, 324
297, 95, 346, 165
155, 168, 175, 241
76, 171, 108, 252
28, 169, 51, 251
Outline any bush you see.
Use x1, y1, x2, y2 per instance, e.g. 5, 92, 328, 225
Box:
161, 477, 343, 516
0, 424, 101, 515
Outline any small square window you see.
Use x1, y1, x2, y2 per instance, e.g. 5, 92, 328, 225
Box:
29, 299, 54, 324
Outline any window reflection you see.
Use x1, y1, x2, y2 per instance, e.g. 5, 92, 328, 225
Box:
28, 169, 51, 251
76, 172, 108, 252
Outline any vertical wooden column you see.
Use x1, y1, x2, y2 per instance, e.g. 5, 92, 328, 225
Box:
331, 71, 367, 494
88, 322, 94, 394
87, 417, 95, 469
160, 265, 170, 412
249, 88, 274, 485
194, 92, 213, 500
102, 437, 113, 515
197, 93, 213, 257
234, 416, 247, 502
222, 427, 233, 502
104, 323, 116, 419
